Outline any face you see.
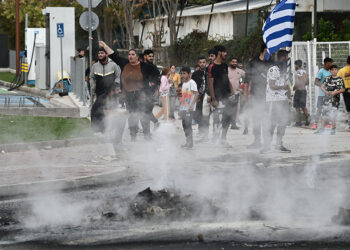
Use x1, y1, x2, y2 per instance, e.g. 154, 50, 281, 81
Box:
79, 50, 85, 57
208, 54, 216, 63
294, 64, 299, 71
181, 71, 190, 81
325, 61, 333, 70
198, 59, 206, 70
170, 65, 176, 73
330, 67, 338, 76
145, 53, 154, 63
98, 51, 107, 61
230, 59, 238, 68
220, 51, 227, 60
128, 50, 138, 64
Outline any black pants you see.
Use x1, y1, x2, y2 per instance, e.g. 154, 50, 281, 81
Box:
212, 99, 233, 140
194, 94, 204, 132
125, 91, 150, 139
180, 111, 194, 144
250, 98, 267, 144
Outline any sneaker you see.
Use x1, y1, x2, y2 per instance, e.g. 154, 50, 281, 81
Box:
325, 124, 333, 129
314, 128, 324, 134
181, 142, 193, 149
312, 123, 318, 130
220, 140, 232, 148
247, 141, 262, 149
230, 124, 240, 130
243, 128, 248, 135
260, 146, 271, 154
276, 145, 291, 153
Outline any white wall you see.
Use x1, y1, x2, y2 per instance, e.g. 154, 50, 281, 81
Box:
25, 28, 46, 84
42, 7, 75, 89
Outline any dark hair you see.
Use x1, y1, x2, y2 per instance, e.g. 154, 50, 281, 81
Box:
277, 50, 289, 59
347, 55, 350, 65
161, 66, 170, 76
208, 48, 216, 56
198, 56, 206, 61
324, 57, 333, 64
180, 66, 191, 74
329, 64, 338, 70
294, 60, 302, 68
213, 45, 226, 56
128, 49, 138, 56
144, 49, 154, 55
230, 57, 238, 61
139, 53, 144, 58
77, 48, 84, 53
98, 47, 106, 53
260, 43, 267, 53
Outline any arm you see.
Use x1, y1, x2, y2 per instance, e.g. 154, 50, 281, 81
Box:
208, 77, 216, 104
99, 41, 114, 55
189, 91, 199, 111
269, 80, 289, 90
314, 78, 322, 87
321, 83, 328, 95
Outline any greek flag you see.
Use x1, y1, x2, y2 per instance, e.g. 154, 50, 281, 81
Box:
263, 0, 296, 60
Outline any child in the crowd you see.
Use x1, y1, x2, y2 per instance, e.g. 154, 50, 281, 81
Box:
179, 67, 199, 149
155, 67, 171, 120
316, 65, 345, 135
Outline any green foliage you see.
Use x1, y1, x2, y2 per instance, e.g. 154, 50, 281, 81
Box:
0, 72, 16, 83
169, 27, 264, 66
0, 115, 93, 144
303, 18, 350, 41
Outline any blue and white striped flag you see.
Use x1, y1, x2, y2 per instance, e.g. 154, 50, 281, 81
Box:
262, 0, 296, 60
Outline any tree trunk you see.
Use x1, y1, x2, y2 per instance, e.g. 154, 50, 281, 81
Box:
162, 0, 179, 46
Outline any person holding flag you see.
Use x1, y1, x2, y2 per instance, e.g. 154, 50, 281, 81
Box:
260, 0, 296, 153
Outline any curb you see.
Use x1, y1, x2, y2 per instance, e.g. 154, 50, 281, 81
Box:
0, 136, 103, 153
0, 80, 50, 98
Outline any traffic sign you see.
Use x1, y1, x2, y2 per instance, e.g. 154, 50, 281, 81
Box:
57, 23, 64, 38
79, 11, 99, 32
77, 0, 102, 8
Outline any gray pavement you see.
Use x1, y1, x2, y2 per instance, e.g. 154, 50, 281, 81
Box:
1, 119, 350, 247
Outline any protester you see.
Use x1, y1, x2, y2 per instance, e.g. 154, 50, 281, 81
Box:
245, 44, 270, 149
199, 48, 217, 142
155, 67, 171, 120
261, 49, 291, 153
313, 57, 333, 130
293, 59, 310, 126
228, 57, 245, 130
208, 45, 234, 147
315, 65, 345, 135
179, 66, 199, 149
143, 49, 161, 128
90, 47, 121, 134
168, 65, 181, 120
99, 41, 160, 141
191, 56, 207, 135
337, 55, 350, 130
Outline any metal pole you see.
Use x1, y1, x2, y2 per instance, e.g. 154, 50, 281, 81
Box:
207, 3, 215, 39
88, 0, 93, 72
15, 0, 20, 77
314, 0, 317, 38
245, 0, 249, 37
60, 37, 64, 88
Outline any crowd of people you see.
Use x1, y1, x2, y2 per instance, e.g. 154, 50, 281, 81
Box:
83, 40, 350, 153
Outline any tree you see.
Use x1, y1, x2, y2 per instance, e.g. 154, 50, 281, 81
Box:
161, 0, 179, 46
145, 0, 164, 48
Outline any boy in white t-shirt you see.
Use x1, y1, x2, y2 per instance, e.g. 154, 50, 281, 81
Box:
179, 67, 199, 149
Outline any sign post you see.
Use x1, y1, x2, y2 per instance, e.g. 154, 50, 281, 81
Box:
88, 0, 92, 72
57, 23, 64, 87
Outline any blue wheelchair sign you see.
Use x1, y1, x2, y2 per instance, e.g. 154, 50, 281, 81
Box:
57, 23, 64, 38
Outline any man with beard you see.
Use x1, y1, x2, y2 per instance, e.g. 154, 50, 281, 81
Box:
209, 45, 234, 147
228, 57, 245, 130
144, 49, 160, 128
191, 56, 207, 135
245, 44, 270, 149
98, 41, 160, 141
90, 47, 122, 135
260, 49, 292, 153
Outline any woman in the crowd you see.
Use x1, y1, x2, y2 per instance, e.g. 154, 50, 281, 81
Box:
99, 41, 160, 141
155, 67, 171, 120
168, 65, 181, 120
